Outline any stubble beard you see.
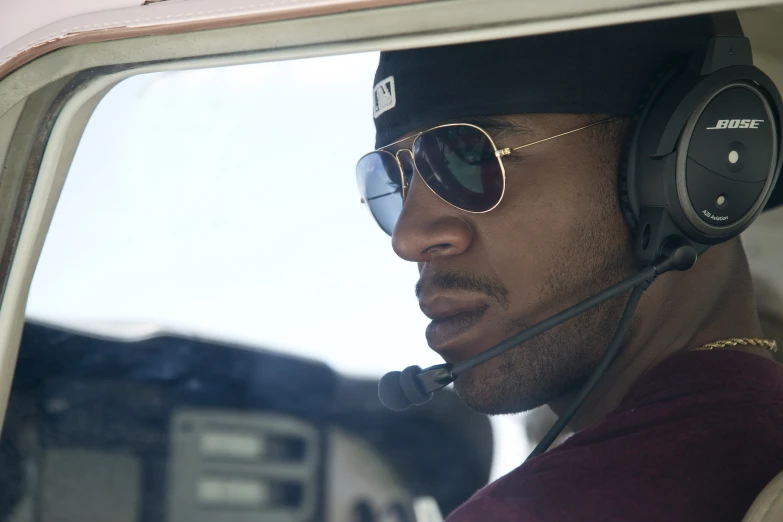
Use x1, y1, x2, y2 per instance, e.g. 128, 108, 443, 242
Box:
453, 208, 636, 416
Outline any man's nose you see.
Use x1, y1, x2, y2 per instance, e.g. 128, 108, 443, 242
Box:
392, 172, 473, 263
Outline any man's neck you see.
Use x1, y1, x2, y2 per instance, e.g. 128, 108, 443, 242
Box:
547, 239, 768, 435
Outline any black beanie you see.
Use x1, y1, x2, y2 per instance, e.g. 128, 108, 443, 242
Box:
372, 15, 717, 148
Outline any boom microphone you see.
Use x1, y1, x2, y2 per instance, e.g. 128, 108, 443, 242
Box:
378, 245, 698, 415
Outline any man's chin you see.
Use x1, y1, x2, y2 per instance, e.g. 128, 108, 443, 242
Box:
452, 362, 547, 415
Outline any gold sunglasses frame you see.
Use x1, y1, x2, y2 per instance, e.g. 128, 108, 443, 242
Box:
357, 117, 619, 224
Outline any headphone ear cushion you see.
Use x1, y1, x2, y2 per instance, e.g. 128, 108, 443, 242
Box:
618, 65, 685, 234
617, 131, 638, 232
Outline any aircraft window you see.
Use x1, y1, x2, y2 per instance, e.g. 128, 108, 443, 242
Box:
2, 53, 530, 522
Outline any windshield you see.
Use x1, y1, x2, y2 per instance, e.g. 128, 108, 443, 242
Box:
1, 53, 531, 522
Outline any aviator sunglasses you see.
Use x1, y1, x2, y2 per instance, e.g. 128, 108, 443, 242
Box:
356, 117, 617, 235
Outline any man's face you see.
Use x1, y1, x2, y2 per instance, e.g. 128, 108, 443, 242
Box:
389, 113, 636, 414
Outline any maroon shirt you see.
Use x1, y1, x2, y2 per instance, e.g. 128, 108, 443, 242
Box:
446, 350, 783, 522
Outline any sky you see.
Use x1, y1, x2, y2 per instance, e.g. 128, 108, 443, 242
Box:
23, 52, 530, 480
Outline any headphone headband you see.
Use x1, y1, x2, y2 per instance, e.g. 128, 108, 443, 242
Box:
708, 11, 745, 37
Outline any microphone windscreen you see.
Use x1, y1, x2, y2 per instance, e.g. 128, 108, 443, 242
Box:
378, 371, 412, 411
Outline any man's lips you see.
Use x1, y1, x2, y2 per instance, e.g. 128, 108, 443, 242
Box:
420, 296, 490, 354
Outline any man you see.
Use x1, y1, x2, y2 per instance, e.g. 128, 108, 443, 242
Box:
355, 13, 783, 522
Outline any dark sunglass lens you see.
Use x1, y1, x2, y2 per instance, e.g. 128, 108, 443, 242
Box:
356, 151, 403, 235
413, 126, 503, 212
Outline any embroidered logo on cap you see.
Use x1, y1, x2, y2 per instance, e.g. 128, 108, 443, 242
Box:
373, 76, 396, 119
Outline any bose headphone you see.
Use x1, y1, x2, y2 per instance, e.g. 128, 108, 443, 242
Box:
380, 13, 783, 455
620, 12, 783, 265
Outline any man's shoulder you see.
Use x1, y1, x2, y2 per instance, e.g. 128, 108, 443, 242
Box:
617, 349, 783, 412
445, 491, 541, 522
444, 351, 783, 522
571, 350, 783, 447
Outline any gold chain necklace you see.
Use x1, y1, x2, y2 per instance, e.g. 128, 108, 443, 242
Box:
690, 337, 778, 353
